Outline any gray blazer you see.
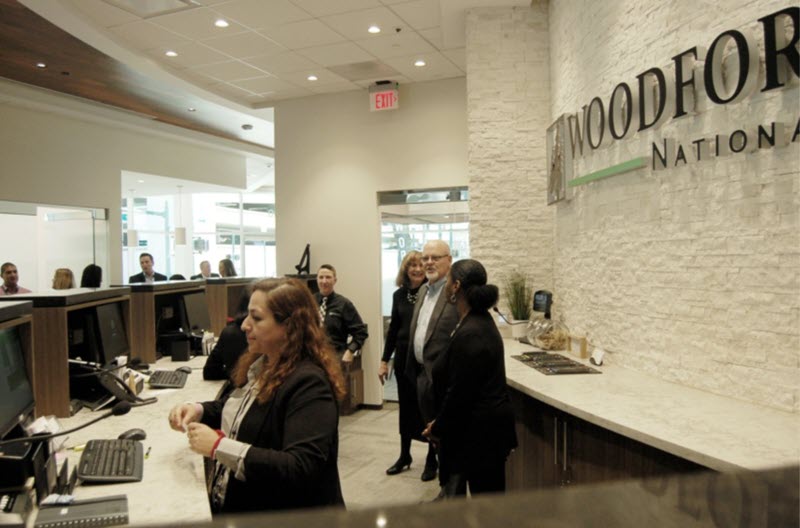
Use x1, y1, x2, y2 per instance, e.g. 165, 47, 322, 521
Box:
404, 281, 459, 421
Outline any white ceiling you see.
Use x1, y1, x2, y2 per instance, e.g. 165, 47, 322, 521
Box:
26, 0, 530, 111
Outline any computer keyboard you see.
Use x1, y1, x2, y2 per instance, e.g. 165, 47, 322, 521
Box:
77, 439, 143, 483
148, 369, 188, 389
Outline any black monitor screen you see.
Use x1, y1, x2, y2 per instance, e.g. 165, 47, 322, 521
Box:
156, 294, 184, 335
183, 292, 210, 333
0, 327, 34, 439
67, 309, 102, 365
95, 303, 129, 364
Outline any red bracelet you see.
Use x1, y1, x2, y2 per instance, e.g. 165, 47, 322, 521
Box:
210, 429, 226, 459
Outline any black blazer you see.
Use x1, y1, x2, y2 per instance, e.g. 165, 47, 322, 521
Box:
200, 361, 344, 514
404, 281, 459, 421
128, 272, 168, 283
203, 321, 247, 381
431, 311, 517, 467
190, 273, 220, 279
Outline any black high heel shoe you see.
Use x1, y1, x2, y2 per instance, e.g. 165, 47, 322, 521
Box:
386, 455, 412, 475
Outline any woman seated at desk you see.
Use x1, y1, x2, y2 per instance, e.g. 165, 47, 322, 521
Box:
168, 278, 346, 514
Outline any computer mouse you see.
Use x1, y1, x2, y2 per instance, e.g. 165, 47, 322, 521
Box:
118, 428, 147, 441
176, 366, 193, 374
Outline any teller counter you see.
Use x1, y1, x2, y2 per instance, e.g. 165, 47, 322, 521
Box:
55, 355, 223, 525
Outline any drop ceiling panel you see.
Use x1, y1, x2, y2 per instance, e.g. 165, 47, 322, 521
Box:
297, 41, 375, 67
70, 0, 139, 28
213, 0, 311, 30
389, 0, 441, 30
103, 0, 192, 18
321, 7, 408, 40
243, 51, 320, 74
150, 7, 248, 39
441, 47, 465, 70
259, 86, 315, 101
260, 19, 347, 50
201, 31, 286, 58
110, 20, 190, 49
289, 0, 383, 18
192, 60, 268, 82
383, 51, 462, 81
233, 76, 298, 94
354, 30, 436, 60
279, 68, 350, 85
146, 41, 230, 68
418, 26, 444, 49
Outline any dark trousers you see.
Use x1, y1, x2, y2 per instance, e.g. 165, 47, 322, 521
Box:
446, 461, 507, 497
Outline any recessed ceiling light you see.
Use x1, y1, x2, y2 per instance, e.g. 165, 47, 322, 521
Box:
307, 75, 318, 81
137, 179, 144, 184
368, 25, 381, 34
414, 59, 426, 67
188, 107, 196, 112
214, 19, 229, 28
36, 62, 46, 68
165, 50, 178, 57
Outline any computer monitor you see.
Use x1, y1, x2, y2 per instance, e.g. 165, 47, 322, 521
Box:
0, 326, 34, 439
67, 309, 102, 365
182, 292, 210, 334
95, 303, 129, 365
155, 294, 185, 335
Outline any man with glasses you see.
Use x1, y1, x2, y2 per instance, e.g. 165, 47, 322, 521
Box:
405, 240, 459, 489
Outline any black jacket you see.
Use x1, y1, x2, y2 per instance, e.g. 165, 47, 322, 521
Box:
128, 272, 168, 283
200, 361, 344, 513
203, 321, 247, 381
431, 310, 517, 468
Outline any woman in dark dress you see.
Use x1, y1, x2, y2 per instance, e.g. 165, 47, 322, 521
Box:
377, 250, 436, 478
424, 259, 517, 496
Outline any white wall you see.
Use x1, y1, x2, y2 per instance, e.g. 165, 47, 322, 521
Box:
275, 78, 467, 406
0, 88, 257, 284
467, 1, 800, 412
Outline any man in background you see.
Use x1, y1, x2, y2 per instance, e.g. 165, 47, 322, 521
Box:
405, 240, 459, 487
191, 260, 219, 280
0, 262, 31, 295
129, 253, 167, 283
314, 264, 368, 364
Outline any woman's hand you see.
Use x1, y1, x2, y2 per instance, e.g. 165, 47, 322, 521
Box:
186, 423, 219, 457
342, 350, 354, 363
168, 403, 200, 432
377, 361, 389, 384
422, 420, 439, 448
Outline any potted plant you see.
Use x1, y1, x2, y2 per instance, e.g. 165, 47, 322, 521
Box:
503, 270, 533, 338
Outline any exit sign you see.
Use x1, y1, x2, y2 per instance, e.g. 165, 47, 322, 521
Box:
369, 82, 399, 112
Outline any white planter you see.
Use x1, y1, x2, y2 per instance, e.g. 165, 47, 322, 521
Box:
511, 320, 528, 338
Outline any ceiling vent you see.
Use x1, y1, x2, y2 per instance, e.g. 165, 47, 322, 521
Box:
102, 0, 197, 18
328, 61, 401, 82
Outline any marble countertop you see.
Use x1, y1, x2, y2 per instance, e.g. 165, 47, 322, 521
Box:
503, 339, 800, 472
54, 356, 223, 526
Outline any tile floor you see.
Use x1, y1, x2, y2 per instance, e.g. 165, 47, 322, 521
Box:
338, 402, 441, 509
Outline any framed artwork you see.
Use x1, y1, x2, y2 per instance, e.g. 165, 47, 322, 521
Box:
546, 114, 573, 204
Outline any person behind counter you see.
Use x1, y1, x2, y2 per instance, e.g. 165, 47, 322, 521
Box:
203, 287, 251, 384
378, 250, 436, 477
423, 259, 517, 497
314, 264, 368, 365
192, 260, 220, 280
80, 264, 102, 288
168, 278, 346, 514
129, 253, 168, 283
219, 258, 237, 277
0, 262, 31, 295
52, 268, 75, 289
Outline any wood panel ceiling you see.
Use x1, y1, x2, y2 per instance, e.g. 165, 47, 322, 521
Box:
0, 0, 273, 150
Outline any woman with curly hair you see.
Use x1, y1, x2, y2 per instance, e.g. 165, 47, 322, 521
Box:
168, 278, 346, 514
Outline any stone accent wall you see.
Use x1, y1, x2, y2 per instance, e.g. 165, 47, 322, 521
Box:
466, 0, 800, 412
466, 3, 554, 299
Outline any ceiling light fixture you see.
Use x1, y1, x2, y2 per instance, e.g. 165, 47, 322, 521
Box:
242, 124, 253, 130
368, 25, 381, 34
137, 179, 144, 183
214, 19, 229, 28
36, 62, 46, 68
307, 75, 318, 81
414, 59, 426, 67
188, 107, 196, 112
165, 50, 178, 57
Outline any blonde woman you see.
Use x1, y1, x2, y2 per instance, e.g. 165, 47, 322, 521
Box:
52, 268, 75, 289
